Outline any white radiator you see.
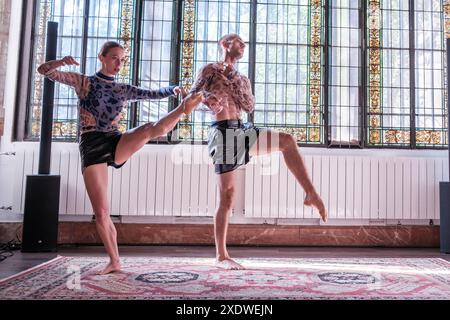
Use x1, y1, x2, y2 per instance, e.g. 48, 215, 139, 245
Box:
8, 143, 218, 217
244, 151, 449, 222
2, 142, 448, 224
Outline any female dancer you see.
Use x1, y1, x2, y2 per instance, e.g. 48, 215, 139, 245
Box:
38, 41, 202, 274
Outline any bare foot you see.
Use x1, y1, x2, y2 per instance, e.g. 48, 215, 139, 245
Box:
304, 192, 328, 222
215, 258, 245, 270
99, 260, 121, 275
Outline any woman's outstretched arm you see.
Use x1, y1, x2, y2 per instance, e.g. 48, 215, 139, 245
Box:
124, 84, 179, 102
38, 56, 87, 96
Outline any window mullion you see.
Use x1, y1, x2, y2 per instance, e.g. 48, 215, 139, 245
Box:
80, 0, 90, 75
248, 0, 257, 124
130, 0, 143, 130
409, 0, 416, 148
169, 0, 183, 113
167, 0, 183, 143
361, 0, 367, 147
75, 0, 90, 139
324, 0, 330, 146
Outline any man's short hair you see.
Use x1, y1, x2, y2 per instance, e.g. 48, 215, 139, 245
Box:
218, 33, 239, 56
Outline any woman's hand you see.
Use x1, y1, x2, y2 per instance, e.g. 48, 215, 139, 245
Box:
182, 92, 203, 114
38, 56, 79, 75
60, 56, 80, 66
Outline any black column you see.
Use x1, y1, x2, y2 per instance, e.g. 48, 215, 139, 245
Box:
38, 21, 58, 175
439, 38, 450, 254
447, 38, 450, 173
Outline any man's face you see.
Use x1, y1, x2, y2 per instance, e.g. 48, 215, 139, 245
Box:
227, 36, 246, 60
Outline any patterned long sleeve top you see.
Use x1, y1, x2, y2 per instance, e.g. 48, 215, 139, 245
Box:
39, 64, 176, 134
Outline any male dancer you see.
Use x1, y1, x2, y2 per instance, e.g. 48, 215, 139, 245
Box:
190, 34, 327, 270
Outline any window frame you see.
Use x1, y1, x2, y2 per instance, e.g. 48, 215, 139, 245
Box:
15, 0, 448, 150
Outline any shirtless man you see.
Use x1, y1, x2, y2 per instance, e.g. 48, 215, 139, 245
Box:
190, 34, 327, 270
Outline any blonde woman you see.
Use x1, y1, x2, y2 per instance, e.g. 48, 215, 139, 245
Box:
38, 41, 202, 274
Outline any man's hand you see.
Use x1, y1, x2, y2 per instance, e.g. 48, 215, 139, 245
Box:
203, 93, 224, 114
60, 56, 80, 66
173, 86, 187, 98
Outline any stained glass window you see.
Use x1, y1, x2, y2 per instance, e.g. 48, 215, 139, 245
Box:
367, 0, 383, 145
415, 0, 447, 147
30, 0, 83, 140
252, 0, 323, 144
86, 0, 135, 133
175, 0, 251, 142
25, 0, 449, 149
175, 0, 324, 144
367, 0, 448, 147
329, 0, 361, 146
137, 0, 174, 137
368, 0, 411, 146
29, 0, 135, 141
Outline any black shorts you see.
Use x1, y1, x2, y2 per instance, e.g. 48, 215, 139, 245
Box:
207, 120, 260, 174
79, 130, 126, 173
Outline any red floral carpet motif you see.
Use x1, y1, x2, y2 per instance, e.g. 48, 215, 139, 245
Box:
1, 256, 449, 299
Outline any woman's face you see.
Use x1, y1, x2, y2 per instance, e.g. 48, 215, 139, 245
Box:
99, 47, 126, 76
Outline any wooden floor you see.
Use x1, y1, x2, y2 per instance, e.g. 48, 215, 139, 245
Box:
1, 245, 449, 279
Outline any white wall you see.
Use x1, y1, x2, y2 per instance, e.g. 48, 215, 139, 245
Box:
0, 0, 21, 151
0, 0, 22, 220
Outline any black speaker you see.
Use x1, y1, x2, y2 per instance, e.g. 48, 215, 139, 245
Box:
22, 175, 61, 252
21, 21, 61, 253
440, 182, 450, 254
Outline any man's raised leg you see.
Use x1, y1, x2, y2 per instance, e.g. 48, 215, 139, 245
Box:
250, 129, 327, 222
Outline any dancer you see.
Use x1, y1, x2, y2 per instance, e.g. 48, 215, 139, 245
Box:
190, 34, 327, 270
38, 41, 202, 274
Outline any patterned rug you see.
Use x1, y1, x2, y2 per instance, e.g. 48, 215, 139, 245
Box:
1, 256, 449, 300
